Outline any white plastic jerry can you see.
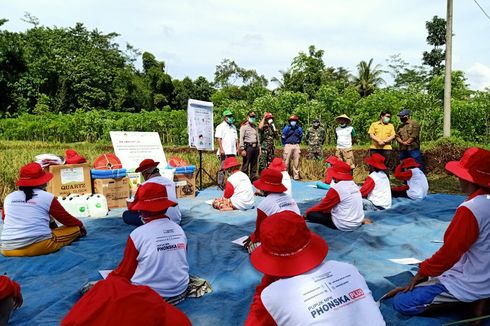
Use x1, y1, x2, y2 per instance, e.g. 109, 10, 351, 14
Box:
68, 194, 90, 218
87, 194, 108, 218
57, 196, 78, 217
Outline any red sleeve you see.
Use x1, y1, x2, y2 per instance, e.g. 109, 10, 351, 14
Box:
224, 181, 235, 199
306, 188, 340, 214
109, 237, 139, 280
391, 185, 410, 192
49, 198, 83, 227
360, 177, 375, 198
250, 209, 268, 243
244, 275, 280, 326
0, 276, 20, 300
394, 165, 412, 181
419, 206, 480, 277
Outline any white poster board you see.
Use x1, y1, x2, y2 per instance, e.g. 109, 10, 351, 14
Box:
187, 99, 214, 151
110, 131, 167, 170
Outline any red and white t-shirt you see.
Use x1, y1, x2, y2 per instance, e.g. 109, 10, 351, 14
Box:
110, 218, 189, 298
225, 171, 255, 210
143, 176, 181, 224
260, 261, 385, 326
250, 192, 299, 242
360, 171, 392, 209
1, 189, 82, 250
394, 166, 428, 199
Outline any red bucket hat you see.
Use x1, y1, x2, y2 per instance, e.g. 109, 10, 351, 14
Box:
446, 147, 490, 188
65, 149, 87, 164
326, 160, 353, 181
268, 157, 286, 172
364, 153, 387, 170
253, 169, 287, 193
323, 155, 339, 166
264, 112, 273, 120
130, 183, 177, 212
135, 158, 160, 173
16, 162, 53, 187
223, 157, 241, 170
400, 157, 421, 169
250, 211, 328, 277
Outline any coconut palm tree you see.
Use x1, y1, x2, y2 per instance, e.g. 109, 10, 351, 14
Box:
352, 59, 385, 97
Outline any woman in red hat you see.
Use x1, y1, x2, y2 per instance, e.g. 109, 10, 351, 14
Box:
110, 182, 190, 304
304, 160, 366, 231
393, 148, 490, 318
391, 157, 428, 199
360, 153, 392, 210
245, 168, 299, 253
212, 157, 254, 211
1, 162, 86, 256
268, 157, 292, 197
0, 276, 23, 325
244, 211, 384, 325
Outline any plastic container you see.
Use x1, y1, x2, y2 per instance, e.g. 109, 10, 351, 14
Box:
87, 194, 109, 218
58, 196, 78, 217
67, 194, 90, 218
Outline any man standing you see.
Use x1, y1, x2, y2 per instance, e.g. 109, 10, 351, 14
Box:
395, 109, 423, 169
305, 119, 326, 160
258, 112, 279, 173
368, 110, 396, 170
335, 114, 356, 169
240, 111, 260, 180
282, 115, 303, 180
215, 109, 238, 186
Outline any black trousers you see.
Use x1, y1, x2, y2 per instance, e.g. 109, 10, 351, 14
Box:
391, 189, 409, 198
305, 211, 338, 230
242, 144, 259, 179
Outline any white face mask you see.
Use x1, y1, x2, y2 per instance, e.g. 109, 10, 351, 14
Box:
290, 121, 297, 126
267, 119, 273, 124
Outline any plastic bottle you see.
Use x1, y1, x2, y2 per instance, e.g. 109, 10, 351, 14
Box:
87, 194, 109, 218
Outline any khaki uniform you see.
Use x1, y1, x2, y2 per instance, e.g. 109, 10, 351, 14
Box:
396, 120, 420, 151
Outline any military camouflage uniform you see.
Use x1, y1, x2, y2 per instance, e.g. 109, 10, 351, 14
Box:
259, 125, 277, 172
306, 126, 326, 160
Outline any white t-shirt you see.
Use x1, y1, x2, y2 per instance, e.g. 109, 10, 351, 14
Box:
215, 121, 238, 155
367, 171, 392, 209
257, 192, 300, 216
1, 189, 54, 249
261, 260, 385, 326
144, 176, 181, 224
336, 126, 354, 149
130, 218, 189, 298
407, 168, 429, 200
331, 181, 364, 231
227, 171, 255, 210
281, 171, 292, 197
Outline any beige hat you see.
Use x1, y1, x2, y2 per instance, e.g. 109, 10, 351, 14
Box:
335, 114, 352, 123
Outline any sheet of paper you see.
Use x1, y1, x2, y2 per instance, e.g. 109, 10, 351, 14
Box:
98, 270, 112, 279
232, 235, 248, 246
388, 258, 422, 265
205, 199, 214, 205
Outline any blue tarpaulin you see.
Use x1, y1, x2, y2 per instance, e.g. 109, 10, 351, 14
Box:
1, 181, 486, 325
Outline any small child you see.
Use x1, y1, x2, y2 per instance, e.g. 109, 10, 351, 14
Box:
392, 158, 428, 199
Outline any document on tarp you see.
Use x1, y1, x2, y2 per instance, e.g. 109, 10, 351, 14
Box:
187, 99, 214, 151
99, 270, 112, 279
110, 131, 167, 170
232, 235, 248, 246
388, 258, 422, 265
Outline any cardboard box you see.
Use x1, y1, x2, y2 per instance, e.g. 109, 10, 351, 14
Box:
174, 173, 196, 198
93, 177, 130, 208
47, 163, 92, 197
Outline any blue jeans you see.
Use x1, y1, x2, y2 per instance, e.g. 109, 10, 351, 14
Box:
362, 199, 384, 211
122, 210, 143, 226
399, 149, 424, 171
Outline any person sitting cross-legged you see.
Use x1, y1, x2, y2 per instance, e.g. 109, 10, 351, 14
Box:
360, 153, 392, 211
391, 157, 428, 199
393, 147, 490, 319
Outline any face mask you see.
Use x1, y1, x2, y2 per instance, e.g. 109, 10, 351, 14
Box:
226, 117, 235, 124
340, 123, 347, 127
313, 123, 320, 128
290, 121, 297, 127
248, 117, 256, 124
267, 119, 273, 124
383, 117, 391, 124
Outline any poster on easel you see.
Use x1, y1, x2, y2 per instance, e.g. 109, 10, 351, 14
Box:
187, 99, 214, 151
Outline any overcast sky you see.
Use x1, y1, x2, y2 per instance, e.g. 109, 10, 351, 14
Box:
2, 0, 490, 90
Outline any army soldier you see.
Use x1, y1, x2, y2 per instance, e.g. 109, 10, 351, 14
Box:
305, 119, 326, 160
258, 112, 279, 172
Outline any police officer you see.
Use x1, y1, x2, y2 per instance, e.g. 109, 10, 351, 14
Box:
305, 118, 326, 160
239, 111, 260, 179
258, 112, 279, 172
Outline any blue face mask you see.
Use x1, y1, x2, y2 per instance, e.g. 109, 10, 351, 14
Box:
290, 121, 297, 127
248, 117, 256, 124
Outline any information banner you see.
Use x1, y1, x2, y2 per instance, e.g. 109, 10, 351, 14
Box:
110, 131, 167, 170
187, 99, 214, 151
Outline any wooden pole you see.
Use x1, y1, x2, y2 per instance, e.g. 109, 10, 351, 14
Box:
443, 0, 453, 137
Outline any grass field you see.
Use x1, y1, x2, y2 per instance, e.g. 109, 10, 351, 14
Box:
0, 140, 462, 206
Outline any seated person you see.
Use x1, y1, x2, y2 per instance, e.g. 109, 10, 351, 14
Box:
0, 276, 22, 325
268, 158, 292, 197
245, 168, 299, 252
315, 156, 339, 190
360, 153, 392, 211
391, 157, 428, 199
244, 211, 385, 326
393, 147, 490, 318
62, 276, 191, 326
1, 163, 86, 257
212, 157, 255, 211
110, 183, 189, 305
123, 158, 181, 225
304, 160, 366, 231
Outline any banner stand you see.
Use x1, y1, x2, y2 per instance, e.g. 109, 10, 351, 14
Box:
195, 150, 221, 190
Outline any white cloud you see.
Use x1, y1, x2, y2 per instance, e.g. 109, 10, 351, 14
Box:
467, 62, 490, 90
